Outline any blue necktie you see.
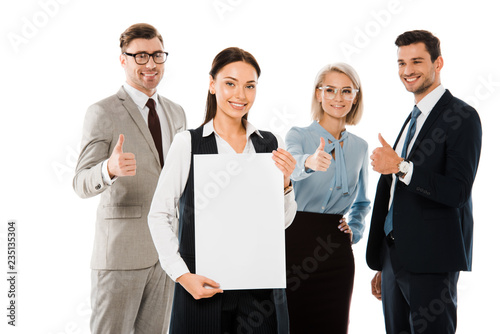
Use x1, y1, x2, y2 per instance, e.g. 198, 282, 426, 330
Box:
383, 106, 421, 236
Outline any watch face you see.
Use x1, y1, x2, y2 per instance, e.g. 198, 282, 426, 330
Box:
400, 161, 410, 173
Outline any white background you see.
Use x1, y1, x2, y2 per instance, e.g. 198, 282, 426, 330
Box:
1, 0, 498, 333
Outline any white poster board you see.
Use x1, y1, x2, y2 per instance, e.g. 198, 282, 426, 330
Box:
194, 153, 286, 290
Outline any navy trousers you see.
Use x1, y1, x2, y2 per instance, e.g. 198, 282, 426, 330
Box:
381, 239, 459, 334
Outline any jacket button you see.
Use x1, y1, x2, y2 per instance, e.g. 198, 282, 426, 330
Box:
95, 184, 101, 190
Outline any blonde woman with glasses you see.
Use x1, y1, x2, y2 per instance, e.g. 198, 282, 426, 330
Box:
285, 63, 371, 333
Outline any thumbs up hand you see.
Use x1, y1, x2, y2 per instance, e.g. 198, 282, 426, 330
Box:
107, 134, 137, 178
377, 133, 391, 148
305, 137, 332, 172
370, 133, 403, 175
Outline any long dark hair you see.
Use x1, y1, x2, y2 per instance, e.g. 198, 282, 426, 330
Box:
203, 47, 261, 125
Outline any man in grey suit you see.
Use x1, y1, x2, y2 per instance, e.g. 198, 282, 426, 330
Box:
73, 23, 186, 333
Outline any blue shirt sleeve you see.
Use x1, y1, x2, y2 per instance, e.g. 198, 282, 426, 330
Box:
347, 150, 371, 244
285, 127, 314, 181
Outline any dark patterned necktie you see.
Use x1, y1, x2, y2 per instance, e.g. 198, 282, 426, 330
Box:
146, 98, 164, 168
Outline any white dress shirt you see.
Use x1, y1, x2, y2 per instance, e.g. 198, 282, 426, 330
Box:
101, 83, 171, 185
148, 119, 297, 282
388, 84, 446, 210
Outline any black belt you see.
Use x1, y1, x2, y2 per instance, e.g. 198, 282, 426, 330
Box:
386, 232, 395, 246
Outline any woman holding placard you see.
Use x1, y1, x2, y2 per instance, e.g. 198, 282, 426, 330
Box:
148, 47, 297, 334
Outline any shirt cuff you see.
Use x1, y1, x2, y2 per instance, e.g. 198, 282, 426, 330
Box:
351, 228, 361, 244
164, 258, 190, 282
101, 159, 117, 186
399, 161, 414, 185
284, 189, 297, 229
302, 154, 315, 173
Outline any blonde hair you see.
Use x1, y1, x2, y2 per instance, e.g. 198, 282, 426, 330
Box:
311, 62, 364, 125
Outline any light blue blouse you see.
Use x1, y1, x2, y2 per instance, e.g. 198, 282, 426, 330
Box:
285, 121, 371, 244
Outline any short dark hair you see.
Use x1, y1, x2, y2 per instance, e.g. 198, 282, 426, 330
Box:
395, 30, 441, 62
203, 47, 261, 125
119, 23, 163, 52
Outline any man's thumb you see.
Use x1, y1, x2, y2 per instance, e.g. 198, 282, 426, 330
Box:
378, 133, 390, 147
114, 134, 125, 153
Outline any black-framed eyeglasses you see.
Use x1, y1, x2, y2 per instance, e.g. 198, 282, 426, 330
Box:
122, 51, 168, 65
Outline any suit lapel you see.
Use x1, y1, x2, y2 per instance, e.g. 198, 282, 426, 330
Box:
158, 97, 174, 144
407, 90, 452, 160
117, 87, 162, 167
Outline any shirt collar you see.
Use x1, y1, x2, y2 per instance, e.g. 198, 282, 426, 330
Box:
310, 121, 348, 142
416, 84, 445, 117
203, 119, 263, 139
123, 82, 159, 110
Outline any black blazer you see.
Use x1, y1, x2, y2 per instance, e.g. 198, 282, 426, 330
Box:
366, 90, 482, 273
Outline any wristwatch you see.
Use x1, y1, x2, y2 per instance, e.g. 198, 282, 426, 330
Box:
396, 159, 410, 178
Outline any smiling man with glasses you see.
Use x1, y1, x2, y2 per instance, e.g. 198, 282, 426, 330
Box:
73, 23, 186, 333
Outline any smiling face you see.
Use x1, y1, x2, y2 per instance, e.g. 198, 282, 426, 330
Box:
120, 37, 165, 97
316, 71, 357, 122
397, 42, 443, 102
209, 61, 258, 121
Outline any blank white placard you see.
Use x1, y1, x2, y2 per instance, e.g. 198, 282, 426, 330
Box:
194, 153, 286, 290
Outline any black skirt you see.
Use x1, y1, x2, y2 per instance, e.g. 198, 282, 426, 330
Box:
285, 211, 355, 334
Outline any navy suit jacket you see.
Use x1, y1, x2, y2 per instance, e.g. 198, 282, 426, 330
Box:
366, 90, 482, 273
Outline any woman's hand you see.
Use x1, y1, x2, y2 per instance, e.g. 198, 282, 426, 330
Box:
338, 217, 353, 243
305, 137, 332, 172
176, 273, 223, 300
272, 148, 296, 188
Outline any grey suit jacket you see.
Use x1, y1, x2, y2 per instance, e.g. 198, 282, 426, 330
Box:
73, 86, 186, 270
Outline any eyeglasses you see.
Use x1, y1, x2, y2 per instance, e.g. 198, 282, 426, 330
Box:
317, 86, 359, 101
122, 51, 168, 65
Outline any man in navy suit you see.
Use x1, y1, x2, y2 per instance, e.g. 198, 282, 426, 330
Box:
366, 30, 482, 334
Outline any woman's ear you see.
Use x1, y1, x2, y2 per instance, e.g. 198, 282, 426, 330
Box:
315, 87, 322, 103
209, 75, 215, 94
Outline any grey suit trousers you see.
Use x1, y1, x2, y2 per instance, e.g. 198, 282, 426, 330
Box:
91, 260, 174, 334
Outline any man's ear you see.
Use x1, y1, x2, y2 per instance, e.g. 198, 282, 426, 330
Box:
120, 53, 127, 68
434, 55, 444, 74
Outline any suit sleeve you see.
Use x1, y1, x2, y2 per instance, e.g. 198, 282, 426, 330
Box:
73, 103, 114, 199
407, 104, 482, 208
180, 105, 187, 131
366, 173, 392, 270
